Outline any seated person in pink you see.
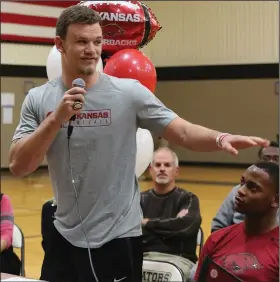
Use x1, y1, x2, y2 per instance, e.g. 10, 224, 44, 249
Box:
141, 147, 201, 281
194, 161, 279, 282
0, 193, 20, 275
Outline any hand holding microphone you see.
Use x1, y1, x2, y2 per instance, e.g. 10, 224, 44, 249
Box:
54, 78, 86, 124
72, 78, 86, 111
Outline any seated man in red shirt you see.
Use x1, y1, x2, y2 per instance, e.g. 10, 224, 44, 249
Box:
141, 147, 201, 281
194, 161, 279, 282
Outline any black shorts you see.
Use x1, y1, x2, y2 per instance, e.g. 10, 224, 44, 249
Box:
40, 227, 143, 282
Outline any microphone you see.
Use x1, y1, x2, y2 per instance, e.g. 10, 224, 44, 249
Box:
67, 78, 86, 139
72, 78, 86, 113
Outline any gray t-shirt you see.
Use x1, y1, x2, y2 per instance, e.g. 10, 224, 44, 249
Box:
12, 73, 178, 248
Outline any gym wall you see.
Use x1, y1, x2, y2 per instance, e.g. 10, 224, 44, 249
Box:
1, 1, 278, 168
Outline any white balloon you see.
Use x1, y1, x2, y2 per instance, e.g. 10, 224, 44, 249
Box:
135, 128, 154, 178
46, 45, 103, 81
46, 46, 62, 81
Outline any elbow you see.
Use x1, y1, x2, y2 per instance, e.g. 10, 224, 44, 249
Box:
180, 216, 202, 236
9, 160, 32, 178
9, 152, 42, 178
162, 117, 193, 150
190, 215, 202, 234
9, 145, 28, 178
9, 162, 25, 178
177, 126, 197, 151
167, 129, 193, 151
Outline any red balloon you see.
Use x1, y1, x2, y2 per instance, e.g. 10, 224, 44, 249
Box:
104, 49, 157, 93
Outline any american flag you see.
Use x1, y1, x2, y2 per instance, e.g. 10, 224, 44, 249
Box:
1, 1, 80, 45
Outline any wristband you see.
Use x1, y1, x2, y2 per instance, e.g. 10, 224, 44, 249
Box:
216, 133, 231, 148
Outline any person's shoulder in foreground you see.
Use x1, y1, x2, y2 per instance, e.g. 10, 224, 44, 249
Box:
103, 73, 178, 135
26, 77, 62, 98
103, 73, 173, 106
16, 76, 63, 119
11, 77, 63, 143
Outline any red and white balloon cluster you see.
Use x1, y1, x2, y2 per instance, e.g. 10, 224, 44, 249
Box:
46, 1, 161, 177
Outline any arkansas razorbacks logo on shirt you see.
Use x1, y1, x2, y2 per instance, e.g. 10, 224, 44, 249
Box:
46, 109, 111, 127
218, 253, 263, 274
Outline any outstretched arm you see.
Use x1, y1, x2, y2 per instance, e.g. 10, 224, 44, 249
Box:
132, 81, 269, 156
162, 117, 269, 155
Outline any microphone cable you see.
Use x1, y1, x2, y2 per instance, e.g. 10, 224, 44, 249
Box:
67, 132, 99, 282
66, 78, 100, 282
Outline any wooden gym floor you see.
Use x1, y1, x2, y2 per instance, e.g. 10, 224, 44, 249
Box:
1, 165, 245, 279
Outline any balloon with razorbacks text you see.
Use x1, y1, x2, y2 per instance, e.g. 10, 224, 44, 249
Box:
78, 1, 162, 56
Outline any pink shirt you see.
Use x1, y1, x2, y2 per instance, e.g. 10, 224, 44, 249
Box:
1, 194, 14, 249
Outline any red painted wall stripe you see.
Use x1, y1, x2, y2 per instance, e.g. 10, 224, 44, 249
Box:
1, 1, 80, 44
1, 34, 54, 44
14, 1, 79, 8
1, 12, 57, 27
